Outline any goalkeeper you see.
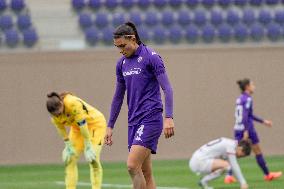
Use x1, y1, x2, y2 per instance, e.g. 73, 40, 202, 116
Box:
46, 92, 106, 189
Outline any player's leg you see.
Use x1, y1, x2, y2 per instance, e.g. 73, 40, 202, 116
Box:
127, 145, 151, 189
141, 152, 155, 189
201, 159, 230, 184
66, 127, 84, 189
252, 143, 282, 181
88, 118, 106, 189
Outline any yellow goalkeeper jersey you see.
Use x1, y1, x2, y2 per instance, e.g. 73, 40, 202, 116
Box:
51, 94, 105, 130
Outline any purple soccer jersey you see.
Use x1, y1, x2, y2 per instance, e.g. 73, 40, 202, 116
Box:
234, 92, 264, 144
109, 44, 172, 127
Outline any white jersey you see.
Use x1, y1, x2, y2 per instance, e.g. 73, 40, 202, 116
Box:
194, 137, 237, 160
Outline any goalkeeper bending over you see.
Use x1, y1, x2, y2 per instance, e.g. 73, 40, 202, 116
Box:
46, 92, 106, 189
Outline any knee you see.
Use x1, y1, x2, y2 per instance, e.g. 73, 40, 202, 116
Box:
90, 159, 101, 169
223, 161, 231, 171
127, 162, 140, 175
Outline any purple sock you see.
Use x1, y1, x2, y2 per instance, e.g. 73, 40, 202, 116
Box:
256, 154, 269, 175
227, 169, 233, 176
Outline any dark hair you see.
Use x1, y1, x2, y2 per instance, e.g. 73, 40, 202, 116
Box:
46, 92, 62, 113
238, 140, 251, 156
237, 78, 250, 92
113, 22, 142, 45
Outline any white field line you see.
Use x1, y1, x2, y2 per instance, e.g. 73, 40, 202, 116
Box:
55, 181, 191, 189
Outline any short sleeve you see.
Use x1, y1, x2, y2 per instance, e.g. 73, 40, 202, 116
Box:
149, 52, 166, 76
116, 59, 125, 83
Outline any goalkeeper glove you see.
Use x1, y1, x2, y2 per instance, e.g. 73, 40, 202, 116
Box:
62, 140, 76, 165
84, 140, 96, 163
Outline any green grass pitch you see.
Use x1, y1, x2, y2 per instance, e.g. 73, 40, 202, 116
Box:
0, 156, 283, 189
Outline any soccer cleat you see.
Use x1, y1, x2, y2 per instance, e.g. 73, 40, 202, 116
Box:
198, 180, 214, 189
264, 171, 282, 181
224, 175, 237, 184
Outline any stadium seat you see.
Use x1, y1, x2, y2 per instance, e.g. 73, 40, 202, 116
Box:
161, 10, 175, 27
210, 10, 223, 26
242, 8, 255, 25
226, 9, 240, 25
267, 23, 282, 41
185, 0, 199, 7
145, 11, 159, 27
138, 26, 150, 42
0, 0, 7, 11
250, 23, 264, 41
84, 26, 99, 45
112, 12, 125, 27
153, 0, 167, 8
152, 26, 167, 44
88, 0, 101, 10
0, 15, 13, 30
218, 0, 231, 7
194, 9, 207, 26
137, 0, 151, 9
22, 28, 38, 47
250, 0, 262, 6
105, 0, 118, 9
95, 12, 109, 28
265, 0, 279, 5
185, 24, 199, 43
11, 0, 25, 12
79, 12, 93, 29
274, 9, 284, 24
258, 9, 272, 25
5, 29, 19, 47
169, 0, 183, 8
177, 10, 191, 26
101, 26, 114, 45
121, 0, 134, 9
72, 0, 85, 10
234, 23, 248, 42
168, 25, 183, 43
218, 23, 232, 42
128, 12, 143, 26
201, 24, 215, 42
17, 14, 32, 30
201, 0, 215, 7
234, 0, 247, 6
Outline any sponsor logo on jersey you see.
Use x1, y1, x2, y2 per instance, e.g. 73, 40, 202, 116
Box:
123, 68, 142, 76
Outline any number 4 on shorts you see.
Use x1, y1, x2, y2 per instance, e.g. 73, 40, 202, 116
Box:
135, 125, 144, 141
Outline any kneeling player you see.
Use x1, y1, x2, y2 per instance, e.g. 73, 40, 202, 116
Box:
189, 138, 250, 189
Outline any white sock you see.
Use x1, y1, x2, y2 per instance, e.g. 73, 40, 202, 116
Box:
201, 169, 224, 185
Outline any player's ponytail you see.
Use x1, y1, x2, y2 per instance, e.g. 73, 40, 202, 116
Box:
237, 78, 250, 92
113, 22, 142, 45
46, 92, 62, 114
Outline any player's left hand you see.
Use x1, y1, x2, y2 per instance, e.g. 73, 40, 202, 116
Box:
84, 140, 96, 163
263, 120, 273, 128
164, 118, 174, 139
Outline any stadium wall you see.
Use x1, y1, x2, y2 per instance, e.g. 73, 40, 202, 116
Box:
1, 47, 284, 165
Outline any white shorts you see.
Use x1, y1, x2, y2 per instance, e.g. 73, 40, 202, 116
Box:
189, 152, 214, 175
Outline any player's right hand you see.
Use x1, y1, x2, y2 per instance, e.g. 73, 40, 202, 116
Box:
241, 183, 249, 189
105, 127, 113, 146
242, 131, 249, 141
62, 140, 76, 165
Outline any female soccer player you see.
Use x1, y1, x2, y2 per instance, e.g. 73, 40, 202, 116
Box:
190, 138, 251, 189
105, 22, 174, 189
46, 92, 106, 189
224, 79, 282, 183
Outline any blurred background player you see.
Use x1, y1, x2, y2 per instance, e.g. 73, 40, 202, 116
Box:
189, 138, 251, 189
104, 22, 174, 189
46, 92, 106, 189
224, 78, 282, 184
